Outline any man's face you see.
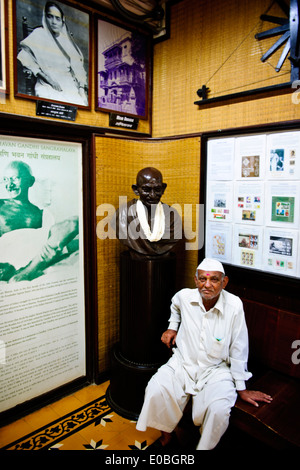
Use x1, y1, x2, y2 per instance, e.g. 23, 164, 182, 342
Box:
194, 270, 228, 303
133, 175, 166, 209
3, 165, 31, 199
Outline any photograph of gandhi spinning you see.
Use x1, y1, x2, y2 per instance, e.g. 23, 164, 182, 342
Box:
0, 160, 79, 282
15, 0, 89, 106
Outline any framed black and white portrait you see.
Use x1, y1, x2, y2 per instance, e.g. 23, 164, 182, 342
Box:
96, 16, 150, 119
13, 0, 91, 108
0, 0, 9, 95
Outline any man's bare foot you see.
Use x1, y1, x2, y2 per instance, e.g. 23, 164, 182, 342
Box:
146, 431, 178, 451
159, 431, 173, 446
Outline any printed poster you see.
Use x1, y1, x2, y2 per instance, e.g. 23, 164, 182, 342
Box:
234, 182, 264, 225
205, 222, 232, 263
235, 134, 266, 180
0, 135, 86, 413
207, 137, 235, 180
206, 181, 233, 222
205, 131, 300, 278
263, 228, 298, 275
266, 131, 300, 180
232, 225, 263, 270
265, 181, 300, 228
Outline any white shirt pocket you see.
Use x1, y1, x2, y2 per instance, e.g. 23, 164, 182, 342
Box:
207, 336, 226, 359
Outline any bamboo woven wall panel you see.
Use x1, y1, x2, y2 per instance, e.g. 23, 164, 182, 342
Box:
95, 136, 200, 373
152, 0, 299, 137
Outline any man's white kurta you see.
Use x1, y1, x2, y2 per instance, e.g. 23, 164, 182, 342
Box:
168, 287, 252, 393
136, 288, 252, 447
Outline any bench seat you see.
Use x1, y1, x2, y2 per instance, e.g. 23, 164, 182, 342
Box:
231, 369, 300, 449
230, 298, 300, 449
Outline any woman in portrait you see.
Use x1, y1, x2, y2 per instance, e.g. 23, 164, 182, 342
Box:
17, 1, 88, 106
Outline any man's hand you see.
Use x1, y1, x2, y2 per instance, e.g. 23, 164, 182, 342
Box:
238, 389, 273, 407
161, 329, 177, 349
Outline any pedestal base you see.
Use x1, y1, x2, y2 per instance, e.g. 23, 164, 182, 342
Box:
120, 251, 176, 364
106, 344, 159, 420
106, 251, 176, 419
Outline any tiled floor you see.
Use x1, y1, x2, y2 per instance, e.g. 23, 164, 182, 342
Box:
0, 381, 273, 452
0, 381, 160, 451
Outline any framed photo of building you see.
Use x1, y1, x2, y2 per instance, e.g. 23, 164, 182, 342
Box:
0, 0, 9, 95
96, 16, 150, 119
13, 0, 91, 108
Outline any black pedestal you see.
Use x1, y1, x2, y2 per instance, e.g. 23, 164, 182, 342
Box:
106, 251, 176, 420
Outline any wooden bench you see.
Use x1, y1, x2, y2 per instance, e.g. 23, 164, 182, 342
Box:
176, 298, 300, 449
230, 298, 300, 449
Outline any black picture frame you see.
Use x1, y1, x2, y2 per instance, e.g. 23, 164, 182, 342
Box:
200, 121, 300, 283
95, 15, 151, 120
13, 0, 91, 109
0, 115, 98, 426
0, 0, 9, 95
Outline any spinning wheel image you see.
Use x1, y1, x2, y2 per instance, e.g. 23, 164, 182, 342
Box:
255, 0, 300, 81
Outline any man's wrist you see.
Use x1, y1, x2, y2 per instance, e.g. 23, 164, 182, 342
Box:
235, 380, 246, 391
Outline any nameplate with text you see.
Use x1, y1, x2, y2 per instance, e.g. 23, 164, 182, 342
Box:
36, 101, 77, 121
109, 113, 139, 130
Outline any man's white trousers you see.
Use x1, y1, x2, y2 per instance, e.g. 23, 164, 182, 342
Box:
136, 362, 237, 450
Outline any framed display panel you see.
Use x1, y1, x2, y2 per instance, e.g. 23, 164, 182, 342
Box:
202, 126, 300, 280
0, 0, 9, 95
0, 131, 94, 422
96, 15, 151, 119
13, 0, 91, 108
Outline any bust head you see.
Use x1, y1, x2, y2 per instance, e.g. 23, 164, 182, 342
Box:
132, 167, 167, 209
113, 167, 182, 258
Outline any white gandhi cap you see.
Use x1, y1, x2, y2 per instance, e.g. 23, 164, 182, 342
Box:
197, 258, 225, 274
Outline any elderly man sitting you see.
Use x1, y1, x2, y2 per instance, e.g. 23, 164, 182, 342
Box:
136, 258, 272, 450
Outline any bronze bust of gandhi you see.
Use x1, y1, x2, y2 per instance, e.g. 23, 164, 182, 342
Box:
114, 167, 181, 258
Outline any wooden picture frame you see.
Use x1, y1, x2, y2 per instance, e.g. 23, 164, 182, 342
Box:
0, 116, 98, 424
96, 15, 151, 120
13, 0, 91, 108
201, 122, 300, 281
0, 0, 9, 95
